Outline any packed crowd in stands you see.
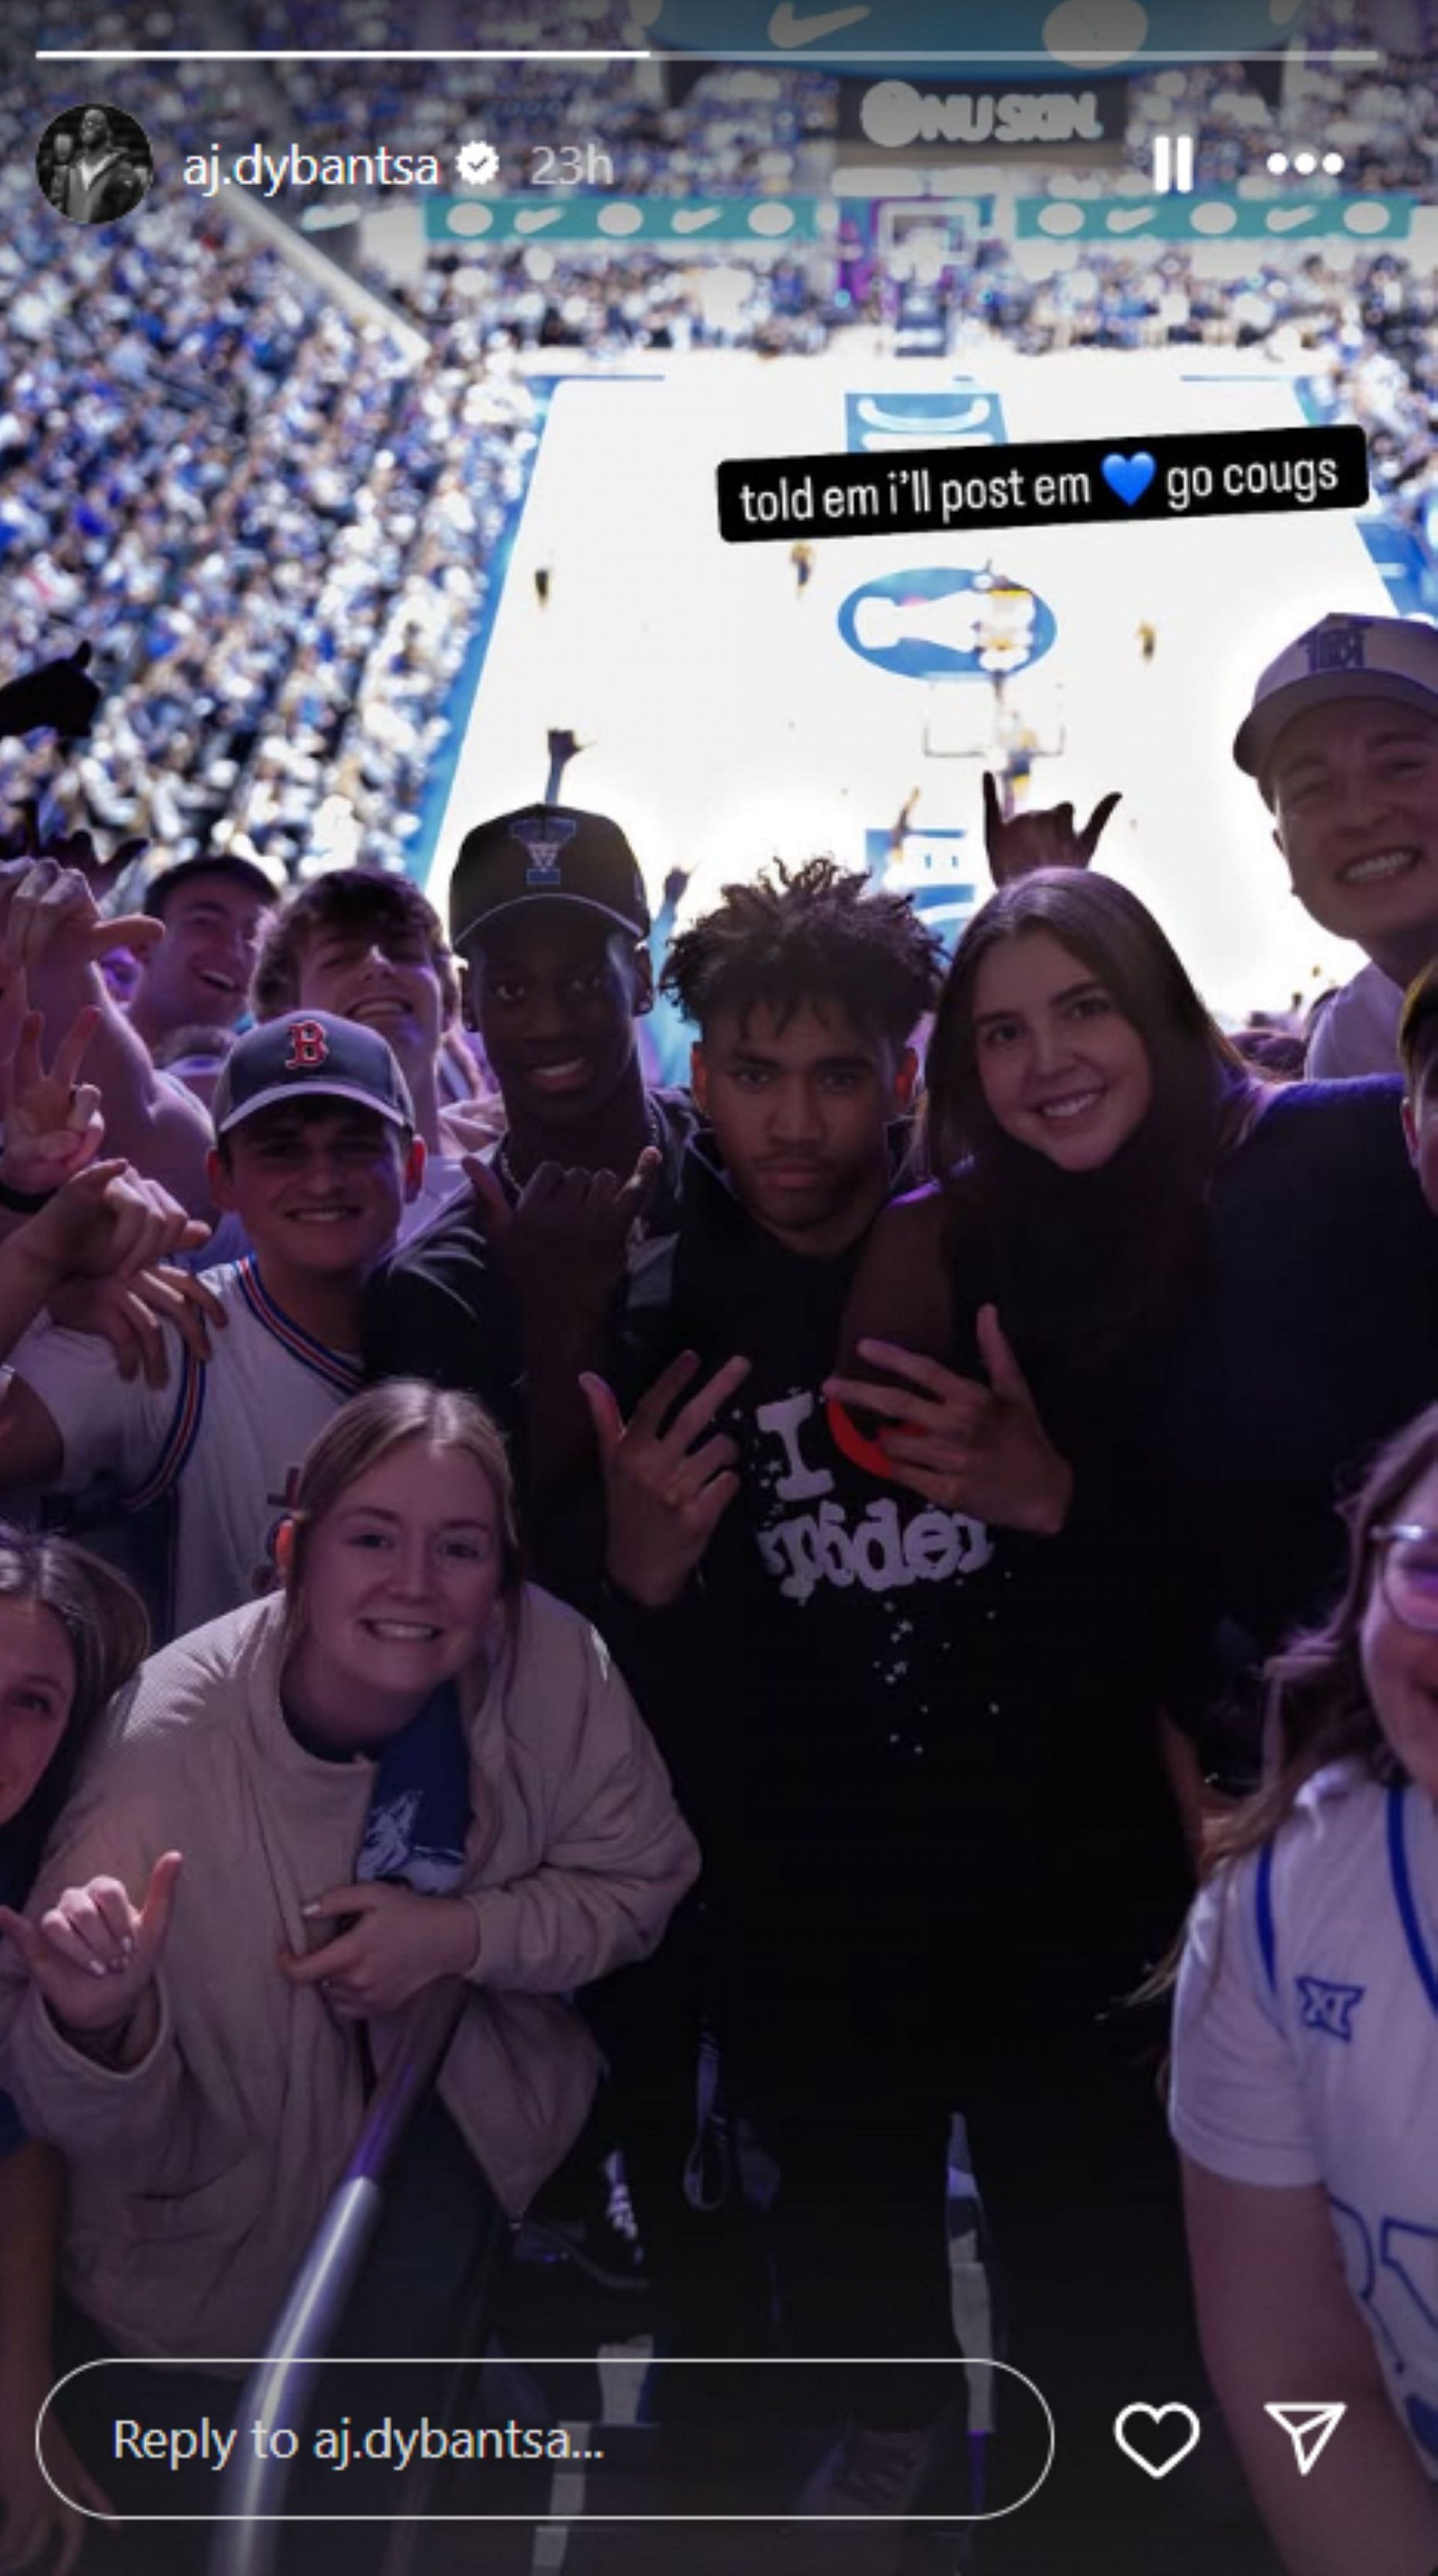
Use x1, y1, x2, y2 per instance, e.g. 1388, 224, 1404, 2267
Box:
1115, 0, 1438, 191
4, 0, 1437, 888
0, 2, 845, 881
959, 243, 1438, 544
0, 210, 425, 872
394, 240, 837, 347
1123, 52, 1438, 195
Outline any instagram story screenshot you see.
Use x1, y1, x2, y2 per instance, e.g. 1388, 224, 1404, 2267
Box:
1, 1, 1438, 2572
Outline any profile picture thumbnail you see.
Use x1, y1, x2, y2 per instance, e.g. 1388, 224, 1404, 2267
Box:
37, 102, 154, 226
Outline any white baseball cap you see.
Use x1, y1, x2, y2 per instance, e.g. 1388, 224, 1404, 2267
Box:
1234, 612, 1438, 795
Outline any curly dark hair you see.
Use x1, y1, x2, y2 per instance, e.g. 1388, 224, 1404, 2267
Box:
251, 869, 460, 1026
661, 857, 943, 1048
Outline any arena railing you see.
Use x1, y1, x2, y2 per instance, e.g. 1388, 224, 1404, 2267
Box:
206, 1974, 476, 2576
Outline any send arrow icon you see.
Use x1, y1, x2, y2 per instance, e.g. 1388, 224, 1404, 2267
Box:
1263, 2402, 1347, 2475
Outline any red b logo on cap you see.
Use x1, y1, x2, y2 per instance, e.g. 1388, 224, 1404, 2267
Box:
284, 1018, 330, 1071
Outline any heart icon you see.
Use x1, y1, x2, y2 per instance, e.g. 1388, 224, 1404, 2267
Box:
1113, 2403, 1201, 2480
1102, 450, 1157, 506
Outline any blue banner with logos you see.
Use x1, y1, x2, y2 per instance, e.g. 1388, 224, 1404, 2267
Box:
1016, 195, 1414, 243
428, 194, 826, 244
644, 0, 1317, 79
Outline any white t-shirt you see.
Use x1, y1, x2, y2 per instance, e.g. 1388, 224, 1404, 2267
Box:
7, 1259, 361, 1641
1305, 962, 1404, 1081
1171, 1763, 1438, 2475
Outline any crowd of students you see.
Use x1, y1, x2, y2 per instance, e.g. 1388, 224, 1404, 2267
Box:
0, 602, 1437, 2576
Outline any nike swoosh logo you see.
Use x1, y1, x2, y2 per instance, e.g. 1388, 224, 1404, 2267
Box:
1267, 204, 1318, 228
672, 206, 723, 231
514, 206, 565, 232
1105, 206, 1157, 231
768, 3, 870, 49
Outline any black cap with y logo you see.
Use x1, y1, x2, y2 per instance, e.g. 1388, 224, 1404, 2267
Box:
448, 804, 652, 950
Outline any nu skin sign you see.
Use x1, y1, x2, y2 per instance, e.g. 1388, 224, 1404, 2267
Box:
838, 74, 1129, 151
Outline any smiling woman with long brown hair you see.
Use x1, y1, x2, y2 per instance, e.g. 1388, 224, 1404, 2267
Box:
834, 867, 1438, 1735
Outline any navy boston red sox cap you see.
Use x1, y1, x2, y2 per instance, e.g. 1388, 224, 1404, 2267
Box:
210, 1010, 415, 1137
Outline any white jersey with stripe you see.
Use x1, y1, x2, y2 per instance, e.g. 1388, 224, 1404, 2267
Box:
1171, 1763, 1438, 2475
7, 1259, 361, 1641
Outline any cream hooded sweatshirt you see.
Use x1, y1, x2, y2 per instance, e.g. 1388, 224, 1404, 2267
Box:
0, 1584, 698, 2363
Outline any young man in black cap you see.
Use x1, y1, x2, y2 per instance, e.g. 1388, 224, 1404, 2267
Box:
362, 804, 697, 1458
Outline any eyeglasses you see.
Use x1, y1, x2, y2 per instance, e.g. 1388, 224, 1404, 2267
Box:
1371, 1524, 1438, 1634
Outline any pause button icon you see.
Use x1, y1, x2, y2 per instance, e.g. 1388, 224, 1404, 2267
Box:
1153, 134, 1195, 193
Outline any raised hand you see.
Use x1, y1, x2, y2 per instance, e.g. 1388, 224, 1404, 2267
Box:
464, 1146, 661, 1349
0, 854, 161, 985
824, 1304, 1073, 1534
982, 771, 1122, 887
278, 1882, 479, 2017
0, 802, 151, 891
48, 1262, 227, 1385
0, 982, 104, 1198
9, 1158, 210, 1289
580, 1349, 751, 1607
0, 1852, 182, 2042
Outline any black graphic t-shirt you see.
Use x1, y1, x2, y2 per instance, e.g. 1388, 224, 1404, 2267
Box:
623, 1140, 1011, 1767
614, 1140, 1171, 2041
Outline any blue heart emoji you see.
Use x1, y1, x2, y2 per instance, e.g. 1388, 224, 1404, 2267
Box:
1102, 451, 1156, 506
